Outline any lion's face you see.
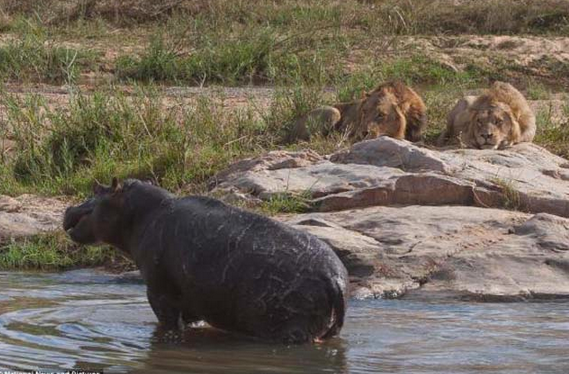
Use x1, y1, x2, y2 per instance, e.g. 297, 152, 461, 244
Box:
361, 91, 405, 139
467, 104, 514, 149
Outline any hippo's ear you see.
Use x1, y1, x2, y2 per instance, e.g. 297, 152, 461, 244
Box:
111, 177, 121, 193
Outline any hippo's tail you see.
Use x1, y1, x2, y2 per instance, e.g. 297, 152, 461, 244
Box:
319, 277, 347, 341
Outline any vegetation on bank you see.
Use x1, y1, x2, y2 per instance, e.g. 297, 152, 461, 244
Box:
0, 0, 568, 270
2, 0, 569, 35
0, 232, 130, 271
0, 20, 96, 83
534, 104, 569, 159
0, 0, 568, 86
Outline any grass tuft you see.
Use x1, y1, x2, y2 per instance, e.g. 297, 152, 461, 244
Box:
491, 177, 522, 211
115, 23, 345, 86
259, 193, 312, 215
534, 106, 569, 158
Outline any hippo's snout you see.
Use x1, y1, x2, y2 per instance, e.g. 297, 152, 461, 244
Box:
63, 207, 80, 232
63, 199, 96, 233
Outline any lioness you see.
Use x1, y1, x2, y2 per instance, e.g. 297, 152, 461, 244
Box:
438, 81, 536, 149
289, 81, 427, 143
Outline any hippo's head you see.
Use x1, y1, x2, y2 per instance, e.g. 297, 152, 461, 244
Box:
63, 178, 126, 248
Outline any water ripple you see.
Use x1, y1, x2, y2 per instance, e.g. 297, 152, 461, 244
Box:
0, 271, 567, 373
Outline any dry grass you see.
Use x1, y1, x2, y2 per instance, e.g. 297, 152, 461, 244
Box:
2, 0, 568, 34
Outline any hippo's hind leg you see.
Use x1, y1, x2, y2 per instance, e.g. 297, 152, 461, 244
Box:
147, 288, 182, 331
279, 323, 314, 344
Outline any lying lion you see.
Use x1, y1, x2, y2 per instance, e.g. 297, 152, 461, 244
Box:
288, 81, 427, 143
438, 81, 536, 149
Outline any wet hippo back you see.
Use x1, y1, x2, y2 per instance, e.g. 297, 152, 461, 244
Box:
139, 196, 348, 343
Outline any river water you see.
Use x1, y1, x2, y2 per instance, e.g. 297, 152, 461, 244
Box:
0, 270, 567, 373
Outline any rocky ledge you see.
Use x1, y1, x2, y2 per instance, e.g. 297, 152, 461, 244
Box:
0, 194, 68, 241
211, 138, 569, 300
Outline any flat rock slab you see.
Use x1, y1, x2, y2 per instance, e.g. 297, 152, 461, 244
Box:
281, 206, 569, 300
212, 137, 569, 217
0, 195, 68, 241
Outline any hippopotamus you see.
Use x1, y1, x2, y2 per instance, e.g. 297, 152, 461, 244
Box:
63, 178, 348, 343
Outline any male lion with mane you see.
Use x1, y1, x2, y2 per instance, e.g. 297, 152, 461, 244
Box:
289, 81, 427, 143
438, 81, 536, 149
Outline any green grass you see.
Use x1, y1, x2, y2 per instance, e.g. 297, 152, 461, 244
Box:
534, 105, 569, 158
1, 1, 568, 86
421, 87, 466, 145
3, 80, 565, 200
259, 193, 312, 216
490, 177, 522, 211
372, 0, 569, 36
0, 20, 96, 83
115, 23, 346, 86
0, 232, 128, 271
116, 35, 485, 88
115, 30, 282, 85
3, 0, 569, 35
526, 80, 552, 100
0, 85, 326, 196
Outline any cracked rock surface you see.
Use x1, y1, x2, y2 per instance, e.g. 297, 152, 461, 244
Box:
213, 137, 569, 300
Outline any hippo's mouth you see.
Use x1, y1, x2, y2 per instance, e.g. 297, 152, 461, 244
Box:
63, 208, 91, 235
63, 215, 84, 235
63, 198, 103, 246
63, 210, 101, 246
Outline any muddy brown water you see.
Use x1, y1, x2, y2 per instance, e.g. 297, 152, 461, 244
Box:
0, 270, 568, 373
